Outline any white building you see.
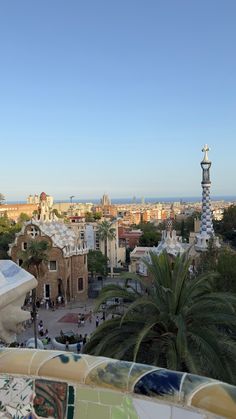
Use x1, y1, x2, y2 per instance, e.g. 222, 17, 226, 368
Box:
27, 193, 53, 207
69, 219, 126, 275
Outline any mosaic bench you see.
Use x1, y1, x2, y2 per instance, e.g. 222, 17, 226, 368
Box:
0, 348, 235, 418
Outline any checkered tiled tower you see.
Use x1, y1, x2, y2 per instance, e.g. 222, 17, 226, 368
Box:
200, 145, 214, 236
195, 145, 218, 251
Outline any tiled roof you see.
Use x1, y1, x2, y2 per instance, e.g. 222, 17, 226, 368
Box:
9, 220, 88, 257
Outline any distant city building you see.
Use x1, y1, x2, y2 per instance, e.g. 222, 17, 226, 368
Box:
27, 193, 53, 207
27, 194, 39, 204
53, 202, 94, 216
101, 194, 111, 206
93, 204, 117, 219
118, 226, 143, 249
0, 203, 38, 221
69, 219, 126, 273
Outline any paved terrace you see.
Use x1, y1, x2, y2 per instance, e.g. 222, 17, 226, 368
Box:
16, 299, 99, 348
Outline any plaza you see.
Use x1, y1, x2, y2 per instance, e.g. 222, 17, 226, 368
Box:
16, 299, 99, 350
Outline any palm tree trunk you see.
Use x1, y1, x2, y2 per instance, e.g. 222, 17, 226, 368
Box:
32, 288, 37, 349
104, 238, 108, 277
33, 264, 40, 349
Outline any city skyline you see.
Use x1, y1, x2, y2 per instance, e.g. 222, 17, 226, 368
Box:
1, 1, 236, 200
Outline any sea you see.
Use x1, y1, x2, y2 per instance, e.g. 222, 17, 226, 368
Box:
6, 196, 236, 205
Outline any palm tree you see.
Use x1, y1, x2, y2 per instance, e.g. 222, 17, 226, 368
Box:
85, 252, 236, 384
97, 220, 116, 277
20, 240, 50, 348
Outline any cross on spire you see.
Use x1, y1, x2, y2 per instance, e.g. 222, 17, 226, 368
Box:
202, 144, 210, 162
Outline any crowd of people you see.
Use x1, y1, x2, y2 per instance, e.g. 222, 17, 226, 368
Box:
15, 299, 109, 351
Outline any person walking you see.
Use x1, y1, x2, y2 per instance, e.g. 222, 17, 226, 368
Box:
83, 334, 87, 346
77, 342, 81, 353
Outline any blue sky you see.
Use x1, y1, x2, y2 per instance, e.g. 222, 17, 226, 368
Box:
0, 0, 236, 201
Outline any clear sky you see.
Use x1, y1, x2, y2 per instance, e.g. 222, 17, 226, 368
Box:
0, 0, 236, 201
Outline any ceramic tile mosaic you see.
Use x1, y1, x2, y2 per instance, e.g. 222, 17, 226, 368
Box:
0, 349, 235, 418
34, 379, 68, 418
0, 376, 34, 418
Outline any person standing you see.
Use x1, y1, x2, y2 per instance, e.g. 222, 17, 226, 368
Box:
96, 316, 99, 328
77, 342, 81, 353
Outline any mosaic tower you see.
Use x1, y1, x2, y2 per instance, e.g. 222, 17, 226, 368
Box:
200, 145, 214, 235
195, 145, 216, 251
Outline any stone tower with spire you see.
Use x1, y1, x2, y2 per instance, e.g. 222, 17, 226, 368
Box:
195, 145, 219, 251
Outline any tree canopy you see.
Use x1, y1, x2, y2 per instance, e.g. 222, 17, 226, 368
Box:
88, 249, 107, 278
85, 211, 102, 222
0, 193, 5, 205
136, 222, 161, 247
97, 220, 116, 276
0, 215, 22, 258
18, 212, 31, 223
215, 205, 236, 248
85, 252, 236, 385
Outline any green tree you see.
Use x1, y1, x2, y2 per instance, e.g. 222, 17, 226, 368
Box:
88, 250, 107, 278
52, 208, 64, 219
0, 215, 22, 258
0, 193, 5, 205
198, 237, 219, 273
216, 249, 236, 293
97, 220, 116, 276
216, 205, 236, 248
85, 252, 236, 384
173, 214, 199, 241
18, 212, 31, 223
137, 222, 161, 247
20, 240, 50, 348
85, 212, 95, 222
93, 211, 102, 220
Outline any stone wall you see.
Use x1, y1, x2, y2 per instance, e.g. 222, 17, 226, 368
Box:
71, 254, 88, 301
10, 227, 88, 303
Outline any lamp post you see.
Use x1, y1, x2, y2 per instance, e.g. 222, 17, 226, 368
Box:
69, 195, 75, 217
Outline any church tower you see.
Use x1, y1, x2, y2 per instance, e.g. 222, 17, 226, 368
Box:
37, 192, 51, 222
195, 145, 219, 251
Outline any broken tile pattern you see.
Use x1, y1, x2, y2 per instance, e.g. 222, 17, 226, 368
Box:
0, 349, 235, 418
34, 379, 68, 418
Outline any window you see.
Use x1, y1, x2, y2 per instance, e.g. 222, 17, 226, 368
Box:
27, 226, 39, 239
78, 277, 83, 291
80, 231, 84, 239
22, 242, 27, 250
49, 260, 57, 271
